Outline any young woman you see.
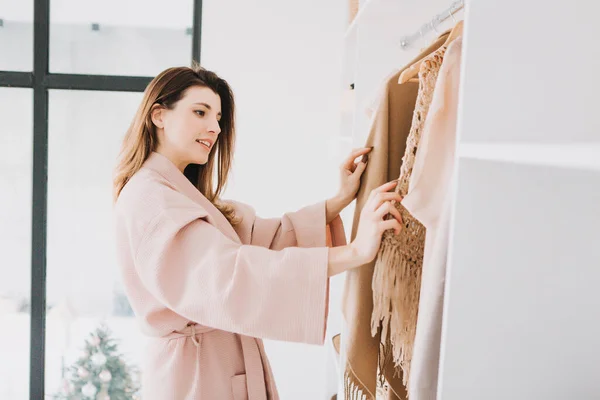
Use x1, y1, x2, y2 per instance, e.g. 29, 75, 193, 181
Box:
112, 66, 402, 400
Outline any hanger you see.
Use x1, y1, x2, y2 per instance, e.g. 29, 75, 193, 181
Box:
398, 19, 464, 84
443, 19, 464, 47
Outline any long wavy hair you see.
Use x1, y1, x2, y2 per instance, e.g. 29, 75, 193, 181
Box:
113, 65, 239, 224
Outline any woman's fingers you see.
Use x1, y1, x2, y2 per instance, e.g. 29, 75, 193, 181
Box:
352, 160, 367, 178
368, 191, 403, 212
375, 201, 403, 224
342, 147, 372, 172
380, 218, 403, 235
367, 180, 399, 202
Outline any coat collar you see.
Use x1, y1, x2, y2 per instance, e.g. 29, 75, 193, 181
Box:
143, 152, 241, 244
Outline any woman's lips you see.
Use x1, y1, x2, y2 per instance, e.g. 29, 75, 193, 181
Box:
196, 139, 212, 150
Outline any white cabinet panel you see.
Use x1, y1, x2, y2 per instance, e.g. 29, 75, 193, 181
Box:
459, 0, 600, 144
440, 159, 600, 400
459, 143, 600, 171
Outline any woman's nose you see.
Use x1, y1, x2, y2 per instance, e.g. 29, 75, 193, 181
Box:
210, 120, 221, 135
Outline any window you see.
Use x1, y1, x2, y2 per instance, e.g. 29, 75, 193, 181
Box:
45, 90, 144, 397
0, 0, 202, 397
0, 1, 34, 71
49, 0, 194, 76
0, 88, 33, 399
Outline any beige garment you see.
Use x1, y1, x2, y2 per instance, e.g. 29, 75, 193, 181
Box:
402, 37, 463, 400
372, 44, 448, 387
340, 33, 450, 400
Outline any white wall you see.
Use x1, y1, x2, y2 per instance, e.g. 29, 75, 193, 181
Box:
0, 1, 349, 399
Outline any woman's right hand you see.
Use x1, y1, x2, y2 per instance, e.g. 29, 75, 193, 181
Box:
350, 180, 403, 265
326, 180, 404, 277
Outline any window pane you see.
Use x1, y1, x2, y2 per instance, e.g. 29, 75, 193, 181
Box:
46, 90, 145, 398
0, 2, 34, 71
50, 0, 194, 76
0, 88, 32, 399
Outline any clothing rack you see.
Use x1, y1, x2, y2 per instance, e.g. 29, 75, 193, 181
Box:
399, 0, 464, 50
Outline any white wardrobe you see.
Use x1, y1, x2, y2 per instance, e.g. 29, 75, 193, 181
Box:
340, 0, 600, 399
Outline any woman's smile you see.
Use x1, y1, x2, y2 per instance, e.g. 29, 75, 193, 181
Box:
195, 138, 213, 150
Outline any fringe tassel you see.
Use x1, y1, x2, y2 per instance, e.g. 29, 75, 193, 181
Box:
371, 204, 425, 388
341, 344, 396, 399
343, 370, 371, 400
378, 341, 389, 388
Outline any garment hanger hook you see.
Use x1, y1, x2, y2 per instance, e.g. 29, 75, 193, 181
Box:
431, 16, 441, 34
449, 8, 457, 23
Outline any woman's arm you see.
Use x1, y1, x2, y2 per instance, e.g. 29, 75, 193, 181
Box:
325, 195, 347, 224
118, 178, 400, 345
327, 243, 364, 276
229, 200, 347, 251
129, 206, 333, 345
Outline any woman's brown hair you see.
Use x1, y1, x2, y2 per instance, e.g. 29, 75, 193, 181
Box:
113, 65, 239, 224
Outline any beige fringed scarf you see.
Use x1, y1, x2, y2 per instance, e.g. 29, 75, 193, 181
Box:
371, 45, 448, 388
339, 31, 451, 400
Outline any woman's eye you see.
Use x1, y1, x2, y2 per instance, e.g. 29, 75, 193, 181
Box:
195, 110, 205, 116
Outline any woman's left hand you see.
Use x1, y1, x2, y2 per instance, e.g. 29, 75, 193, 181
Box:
326, 147, 372, 223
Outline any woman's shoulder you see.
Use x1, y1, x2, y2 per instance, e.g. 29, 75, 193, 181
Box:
115, 169, 210, 238
115, 168, 189, 218
118, 168, 165, 202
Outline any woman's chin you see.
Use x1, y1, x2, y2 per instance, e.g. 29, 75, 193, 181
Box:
186, 150, 209, 166
194, 157, 209, 166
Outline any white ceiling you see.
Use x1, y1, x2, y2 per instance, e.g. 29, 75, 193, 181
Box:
0, 0, 194, 29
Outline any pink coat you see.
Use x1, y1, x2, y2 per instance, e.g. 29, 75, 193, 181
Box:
113, 152, 346, 400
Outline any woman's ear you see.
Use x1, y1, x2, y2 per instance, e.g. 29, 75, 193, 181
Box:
150, 104, 165, 129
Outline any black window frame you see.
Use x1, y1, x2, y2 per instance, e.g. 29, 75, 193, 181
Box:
0, 0, 203, 397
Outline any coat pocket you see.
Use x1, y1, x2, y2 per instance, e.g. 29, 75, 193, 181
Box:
231, 374, 249, 400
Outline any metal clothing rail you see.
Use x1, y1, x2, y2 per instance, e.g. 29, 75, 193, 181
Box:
399, 0, 464, 49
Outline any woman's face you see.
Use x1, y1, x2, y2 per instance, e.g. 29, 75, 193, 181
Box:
153, 85, 222, 171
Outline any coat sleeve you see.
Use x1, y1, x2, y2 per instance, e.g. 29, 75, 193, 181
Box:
228, 200, 347, 250
130, 192, 332, 345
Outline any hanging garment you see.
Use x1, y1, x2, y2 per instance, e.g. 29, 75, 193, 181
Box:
339, 32, 450, 400
372, 43, 448, 387
403, 37, 463, 400
113, 151, 346, 400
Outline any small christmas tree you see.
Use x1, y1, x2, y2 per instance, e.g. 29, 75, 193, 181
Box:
53, 323, 141, 400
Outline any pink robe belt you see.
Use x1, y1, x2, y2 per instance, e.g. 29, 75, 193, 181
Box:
165, 323, 269, 400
